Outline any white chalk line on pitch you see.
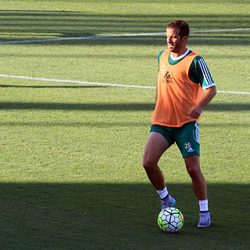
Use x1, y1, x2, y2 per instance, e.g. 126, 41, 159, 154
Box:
0, 73, 249, 95
0, 28, 250, 45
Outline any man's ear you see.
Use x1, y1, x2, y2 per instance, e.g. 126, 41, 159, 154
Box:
182, 35, 188, 43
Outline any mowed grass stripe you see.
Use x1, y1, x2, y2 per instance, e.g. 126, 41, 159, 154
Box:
0, 73, 249, 95
0, 28, 249, 45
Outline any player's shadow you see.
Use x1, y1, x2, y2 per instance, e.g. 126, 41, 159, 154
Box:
0, 182, 248, 249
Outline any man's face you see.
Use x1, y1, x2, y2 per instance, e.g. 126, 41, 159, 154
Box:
166, 27, 186, 53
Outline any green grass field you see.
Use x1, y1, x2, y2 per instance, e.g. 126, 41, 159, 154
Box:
0, 0, 249, 249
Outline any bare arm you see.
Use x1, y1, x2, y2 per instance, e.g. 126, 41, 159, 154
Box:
188, 86, 217, 118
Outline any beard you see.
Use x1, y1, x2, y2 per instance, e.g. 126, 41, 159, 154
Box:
167, 42, 182, 53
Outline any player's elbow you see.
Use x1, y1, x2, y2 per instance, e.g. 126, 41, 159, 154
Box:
207, 86, 217, 98
212, 86, 217, 96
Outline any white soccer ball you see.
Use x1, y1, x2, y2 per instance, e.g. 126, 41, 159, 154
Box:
157, 207, 184, 233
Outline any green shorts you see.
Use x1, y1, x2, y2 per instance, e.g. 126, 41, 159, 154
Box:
150, 122, 200, 158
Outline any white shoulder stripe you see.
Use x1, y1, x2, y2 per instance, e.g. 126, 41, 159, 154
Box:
198, 58, 214, 84
197, 59, 209, 83
203, 83, 216, 90
200, 58, 214, 84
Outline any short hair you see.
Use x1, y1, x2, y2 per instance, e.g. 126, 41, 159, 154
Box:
167, 20, 190, 37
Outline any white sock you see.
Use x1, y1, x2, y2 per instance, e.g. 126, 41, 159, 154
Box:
199, 199, 209, 212
156, 186, 168, 199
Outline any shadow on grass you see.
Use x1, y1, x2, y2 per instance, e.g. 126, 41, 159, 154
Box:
0, 10, 249, 46
0, 121, 248, 128
0, 183, 249, 249
204, 103, 250, 112
0, 84, 107, 89
0, 102, 250, 112
1, 53, 250, 60
0, 121, 149, 128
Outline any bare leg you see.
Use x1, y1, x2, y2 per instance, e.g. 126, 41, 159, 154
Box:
143, 132, 170, 190
184, 156, 207, 200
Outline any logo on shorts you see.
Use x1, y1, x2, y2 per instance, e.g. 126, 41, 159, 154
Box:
185, 142, 194, 153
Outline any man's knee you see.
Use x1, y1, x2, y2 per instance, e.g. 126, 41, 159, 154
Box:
143, 155, 157, 170
185, 157, 202, 178
187, 166, 201, 179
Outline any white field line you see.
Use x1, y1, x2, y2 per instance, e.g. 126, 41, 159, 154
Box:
0, 28, 250, 45
0, 73, 249, 95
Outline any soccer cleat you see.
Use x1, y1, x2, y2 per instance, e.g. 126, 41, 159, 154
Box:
197, 211, 211, 228
160, 194, 176, 210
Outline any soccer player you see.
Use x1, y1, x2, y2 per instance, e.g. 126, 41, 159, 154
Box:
143, 20, 216, 228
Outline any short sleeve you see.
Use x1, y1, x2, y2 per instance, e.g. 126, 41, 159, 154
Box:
192, 56, 216, 89
157, 50, 164, 65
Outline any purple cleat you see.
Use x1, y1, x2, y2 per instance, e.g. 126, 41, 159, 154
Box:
160, 194, 176, 210
197, 211, 211, 228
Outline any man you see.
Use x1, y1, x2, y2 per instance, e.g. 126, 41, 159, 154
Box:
143, 20, 216, 228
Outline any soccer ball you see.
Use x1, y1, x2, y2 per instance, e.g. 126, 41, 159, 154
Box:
157, 207, 184, 233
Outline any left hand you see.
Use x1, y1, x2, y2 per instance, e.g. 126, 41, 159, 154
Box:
188, 106, 202, 119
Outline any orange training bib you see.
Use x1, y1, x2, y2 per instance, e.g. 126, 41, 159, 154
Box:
152, 50, 204, 127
